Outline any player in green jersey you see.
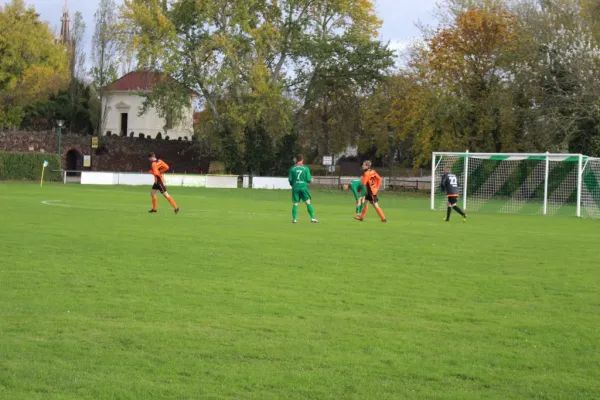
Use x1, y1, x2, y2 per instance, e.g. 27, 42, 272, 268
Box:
288, 154, 318, 223
342, 179, 367, 216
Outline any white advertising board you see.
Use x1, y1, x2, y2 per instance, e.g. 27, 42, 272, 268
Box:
164, 174, 206, 187
205, 175, 238, 188
252, 177, 290, 190
117, 173, 154, 185
81, 172, 118, 185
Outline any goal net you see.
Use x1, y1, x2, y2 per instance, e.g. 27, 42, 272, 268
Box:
581, 157, 600, 218
431, 152, 600, 218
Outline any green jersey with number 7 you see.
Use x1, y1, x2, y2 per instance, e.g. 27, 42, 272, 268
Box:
288, 156, 318, 223
289, 164, 312, 189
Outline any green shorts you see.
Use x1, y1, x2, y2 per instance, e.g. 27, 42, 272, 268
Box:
292, 187, 311, 203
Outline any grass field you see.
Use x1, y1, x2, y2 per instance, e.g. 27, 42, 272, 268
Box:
1, 183, 600, 399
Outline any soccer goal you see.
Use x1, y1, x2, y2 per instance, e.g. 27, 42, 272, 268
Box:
431, 152, 600, 218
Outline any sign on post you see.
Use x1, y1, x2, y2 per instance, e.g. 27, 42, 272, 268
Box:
322, 156, 333, 166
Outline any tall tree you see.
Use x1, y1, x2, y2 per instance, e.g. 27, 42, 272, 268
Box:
513, 0, 600, 154
386, 4, 522, 167
91, 0, 120, 135
68, 11, 87, 133
297, 35, 394, 156
359, 75, 414, 169
118, 0, 393, 169
0, 0, 69, 128
70, 12, 86, 83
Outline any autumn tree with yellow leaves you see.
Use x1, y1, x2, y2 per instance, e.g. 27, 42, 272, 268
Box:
0, 0, 69, 128
387, 5, 523, 168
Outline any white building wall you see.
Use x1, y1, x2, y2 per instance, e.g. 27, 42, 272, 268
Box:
102, 91, 194, 140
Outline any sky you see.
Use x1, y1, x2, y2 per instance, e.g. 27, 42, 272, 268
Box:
4, 0, 439, 68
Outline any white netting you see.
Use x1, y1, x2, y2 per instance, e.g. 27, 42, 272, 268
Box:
581, 157, 600, 219
546, 161, 579, 216
499, 161, 547, 214
467, 158, 522, 213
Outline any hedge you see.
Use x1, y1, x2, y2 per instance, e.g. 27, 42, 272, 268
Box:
0, 152, 62, 181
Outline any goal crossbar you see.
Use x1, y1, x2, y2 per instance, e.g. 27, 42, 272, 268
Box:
433, 152, 581, 156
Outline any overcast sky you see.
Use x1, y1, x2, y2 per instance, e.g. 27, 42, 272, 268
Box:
4, 0, 438, 69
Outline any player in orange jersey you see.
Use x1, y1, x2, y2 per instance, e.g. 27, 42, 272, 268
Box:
354, 160, 387, 222
148, 152, 179, 214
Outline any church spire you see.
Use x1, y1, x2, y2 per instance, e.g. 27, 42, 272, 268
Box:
59, 0, 70, 45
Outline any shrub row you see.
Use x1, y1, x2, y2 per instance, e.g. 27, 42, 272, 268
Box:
0, 152, 61, 181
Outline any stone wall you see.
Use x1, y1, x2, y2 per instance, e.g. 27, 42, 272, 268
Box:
0, 131, 209, 173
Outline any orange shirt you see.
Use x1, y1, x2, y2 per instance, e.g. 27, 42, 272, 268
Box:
151, 160, 169, 183
361, 169, 382, 195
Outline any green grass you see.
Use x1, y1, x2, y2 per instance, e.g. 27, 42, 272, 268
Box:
1, 183, 599, 399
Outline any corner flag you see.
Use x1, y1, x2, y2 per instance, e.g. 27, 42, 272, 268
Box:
40, 160, 49, 186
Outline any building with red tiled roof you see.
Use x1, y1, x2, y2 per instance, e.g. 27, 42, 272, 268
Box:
101, 71, 196, 141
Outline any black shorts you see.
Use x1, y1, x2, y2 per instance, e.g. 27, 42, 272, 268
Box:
447, 196, 458, 205
152, 179, 167, 194
366, 193, 379, 203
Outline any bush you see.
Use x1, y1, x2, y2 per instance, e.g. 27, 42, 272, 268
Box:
0, 152, 62, 181
209, 161, 226, 174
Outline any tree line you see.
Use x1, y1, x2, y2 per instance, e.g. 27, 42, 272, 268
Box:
1, 0, 600, 174
388, 0, 600, 167
0, 0, 128, 137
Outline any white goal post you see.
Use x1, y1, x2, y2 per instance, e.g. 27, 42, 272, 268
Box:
431, 151, 600, 218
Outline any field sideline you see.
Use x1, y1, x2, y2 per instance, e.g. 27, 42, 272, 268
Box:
1, 183, 599, 399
